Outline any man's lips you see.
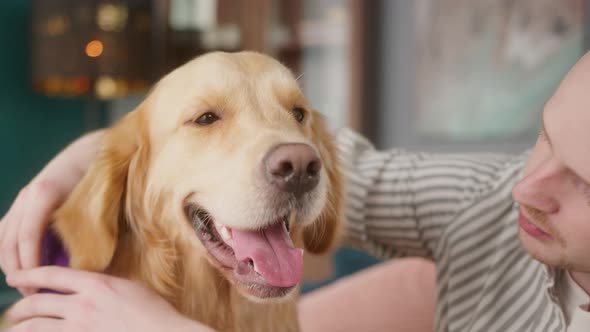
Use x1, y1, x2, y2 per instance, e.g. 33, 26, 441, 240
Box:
518, 211, 552, 239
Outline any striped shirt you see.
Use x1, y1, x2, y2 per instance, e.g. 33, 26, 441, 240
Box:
337, 128, 570, 332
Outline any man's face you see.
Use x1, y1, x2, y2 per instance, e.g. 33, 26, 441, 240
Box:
512, 53, 590, 272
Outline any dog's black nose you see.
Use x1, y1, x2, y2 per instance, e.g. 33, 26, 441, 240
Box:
264, 143, 322, 196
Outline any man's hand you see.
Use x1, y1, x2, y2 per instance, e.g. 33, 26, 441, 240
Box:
0, 181, 67, 295
0, 131, 103, 295
4, 266, 213, 332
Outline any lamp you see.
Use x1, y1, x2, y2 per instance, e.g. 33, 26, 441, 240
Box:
31, 0, 153, 99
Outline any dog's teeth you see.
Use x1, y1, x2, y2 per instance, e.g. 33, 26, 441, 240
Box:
220, 226, 232, 241
298, 248, 304, 257
253, 262, 261, 275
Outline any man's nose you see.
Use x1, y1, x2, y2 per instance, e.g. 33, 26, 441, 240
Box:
512, 159, 561, 213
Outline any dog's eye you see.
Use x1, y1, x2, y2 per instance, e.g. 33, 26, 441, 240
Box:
291, 107, 305, 123
195, 112, 220, 125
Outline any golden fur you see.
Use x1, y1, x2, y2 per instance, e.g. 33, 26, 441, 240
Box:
47, 52, 342, 331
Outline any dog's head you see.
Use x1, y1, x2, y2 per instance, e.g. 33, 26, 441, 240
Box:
53, 51, 343, 301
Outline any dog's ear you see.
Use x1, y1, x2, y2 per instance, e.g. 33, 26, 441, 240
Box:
302, 112, 344, 254
53, 109, 149, 272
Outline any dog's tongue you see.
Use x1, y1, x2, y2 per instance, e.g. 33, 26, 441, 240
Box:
228, 223, 303, 288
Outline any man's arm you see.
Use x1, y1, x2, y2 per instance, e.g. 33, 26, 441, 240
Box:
337, 128, 525, 260
0, 130, 104, 283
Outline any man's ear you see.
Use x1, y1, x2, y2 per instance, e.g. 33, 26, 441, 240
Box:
302, 112, 344, 254
52, 109, 148, 272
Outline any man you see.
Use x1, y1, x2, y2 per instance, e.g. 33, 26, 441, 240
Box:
3, 51, 590, 331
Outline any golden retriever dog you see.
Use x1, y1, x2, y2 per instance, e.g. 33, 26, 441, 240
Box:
5, 52, 343, 331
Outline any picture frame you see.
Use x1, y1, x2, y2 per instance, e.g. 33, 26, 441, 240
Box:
413, 0, 587, 144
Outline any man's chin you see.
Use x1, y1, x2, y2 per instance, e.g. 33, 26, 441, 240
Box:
519, 230, 568, 268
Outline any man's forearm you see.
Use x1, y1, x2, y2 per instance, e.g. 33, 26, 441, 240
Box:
68, 130, 105, 179
34, 130, 105, 194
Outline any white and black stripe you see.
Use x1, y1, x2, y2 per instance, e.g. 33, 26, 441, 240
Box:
337, 129, 566, 332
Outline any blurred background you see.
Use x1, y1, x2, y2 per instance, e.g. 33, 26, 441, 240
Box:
1, 0, 589, 310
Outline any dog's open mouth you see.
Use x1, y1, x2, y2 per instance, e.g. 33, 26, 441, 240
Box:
184, 203, 303, 298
